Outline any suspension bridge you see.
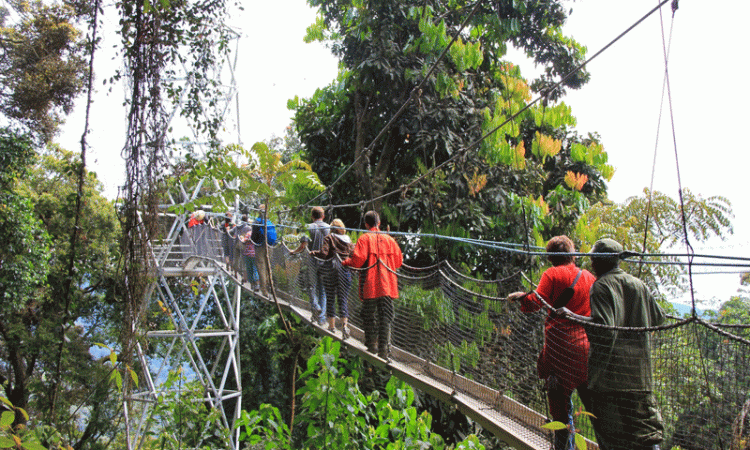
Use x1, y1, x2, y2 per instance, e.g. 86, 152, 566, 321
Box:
106, 0, 750, 446
122, 207, 750, 450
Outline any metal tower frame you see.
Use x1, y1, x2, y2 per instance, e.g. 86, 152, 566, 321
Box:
123, 24, 244, 449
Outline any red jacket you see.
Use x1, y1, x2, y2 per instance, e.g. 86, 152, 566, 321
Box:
342, 227, 403, 300
519, 263, 594, 392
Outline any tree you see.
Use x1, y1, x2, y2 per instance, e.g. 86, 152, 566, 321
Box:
0, 0, 88, 143
293, 0, 613, 277
180, 141, 325, 222
580, 188, 733, 299
0, 129, 51, 411
266, 126, 306, 164
0, 144, 122, 447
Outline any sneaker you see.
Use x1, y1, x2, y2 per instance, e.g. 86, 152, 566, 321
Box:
342, 326, 350, 340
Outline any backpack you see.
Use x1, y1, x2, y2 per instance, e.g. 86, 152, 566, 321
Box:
253, 218, 277, 246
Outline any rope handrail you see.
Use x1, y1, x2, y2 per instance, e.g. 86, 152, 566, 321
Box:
262, 221, 750, 268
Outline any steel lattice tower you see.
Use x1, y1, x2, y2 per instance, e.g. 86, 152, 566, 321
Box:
123, 24, 245, 449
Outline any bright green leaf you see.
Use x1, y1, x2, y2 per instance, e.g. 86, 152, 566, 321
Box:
0, 411, 13, 427
542, 421, 568, 430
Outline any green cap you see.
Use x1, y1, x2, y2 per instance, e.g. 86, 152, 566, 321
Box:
591, 238, 623, 259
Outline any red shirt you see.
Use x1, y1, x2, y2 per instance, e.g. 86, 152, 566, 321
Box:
342, 227, 403, 300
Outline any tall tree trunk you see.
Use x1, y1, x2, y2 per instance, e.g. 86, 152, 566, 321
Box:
0, 321, 28, 414
287, 350, 299, 435
353, 90, 374, 208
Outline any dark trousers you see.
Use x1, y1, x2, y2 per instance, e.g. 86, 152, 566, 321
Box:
325, 260, 351, 319
362, 296, 394, 359
582, 390, 663, 450
546, 376, 577, 450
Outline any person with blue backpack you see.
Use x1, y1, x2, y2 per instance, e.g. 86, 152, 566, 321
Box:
251, 204, 277, 297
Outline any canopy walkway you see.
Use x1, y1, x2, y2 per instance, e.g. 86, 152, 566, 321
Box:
126, 213, 750, 450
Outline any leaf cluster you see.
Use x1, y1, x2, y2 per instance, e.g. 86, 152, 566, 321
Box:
580, 188, 733, 298
0, 0, 88, 143
237, 336, 486, 449
175, 142, 325, 218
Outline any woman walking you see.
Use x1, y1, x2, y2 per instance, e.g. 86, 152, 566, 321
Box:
311, 219, 354, 339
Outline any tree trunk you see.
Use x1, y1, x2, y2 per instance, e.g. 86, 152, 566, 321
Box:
287, 350, 299, 435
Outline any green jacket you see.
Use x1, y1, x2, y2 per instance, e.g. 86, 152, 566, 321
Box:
587, 268, 665, 392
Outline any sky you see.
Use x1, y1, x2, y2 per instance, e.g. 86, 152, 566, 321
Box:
57, 0, 749, 306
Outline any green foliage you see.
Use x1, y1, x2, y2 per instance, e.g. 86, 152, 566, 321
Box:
716, 297, 750, 331
236, 404, 292, 449
0, 192, 50, 310
399, 285, 455, 330
295, 0, 608, 280
295, 338, 373, 449
0, 129, 50, 310
542, 415, 591, 450
177, 142, 324, 218
436, 340, 480, 374
0, 396, 71, 450
0, 1, 88, 143
238, 337, 485, 449
92, 343, 138, 393
0, 143, 122, 447
143, 370, 230, 449
580, 188, 733, 298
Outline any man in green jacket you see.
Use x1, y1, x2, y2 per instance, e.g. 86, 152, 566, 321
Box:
585, 238, 665, 450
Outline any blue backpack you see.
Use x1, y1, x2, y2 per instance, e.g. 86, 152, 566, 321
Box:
253, 218, 277, 246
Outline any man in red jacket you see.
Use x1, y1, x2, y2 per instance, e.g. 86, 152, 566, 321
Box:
342, 210, 403, 361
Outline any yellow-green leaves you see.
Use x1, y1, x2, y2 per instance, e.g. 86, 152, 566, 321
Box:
499, 73, 531, 104
304, 16, 327, 43
418, 17, 449, 53
449, 38, 483, 73
0, 396, 51, 450
541, 421, 587, 450
570, 141, 614, 181
532, 103, 576, 128
0, 411, 13, 428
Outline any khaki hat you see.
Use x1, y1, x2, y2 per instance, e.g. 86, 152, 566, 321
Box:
194, 210, 205, 221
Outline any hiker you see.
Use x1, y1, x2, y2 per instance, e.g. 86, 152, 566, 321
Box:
310, 218, 354, 339
250, 205, 277, 297
507, 235, 595, 450
342, 211, 402, 361
560, 238, 665, 450
291, 206, 330, 325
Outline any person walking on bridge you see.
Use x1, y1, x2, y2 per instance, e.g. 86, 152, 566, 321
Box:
564, 238, 665, 450
342, 211, 402, 361
507, 235, 595, 450
291, 206, 330, 325
251, 205, 276, 297
310, 218, 354, 339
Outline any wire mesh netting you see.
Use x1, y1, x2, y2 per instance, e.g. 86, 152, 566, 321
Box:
149, 214, 750, 450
